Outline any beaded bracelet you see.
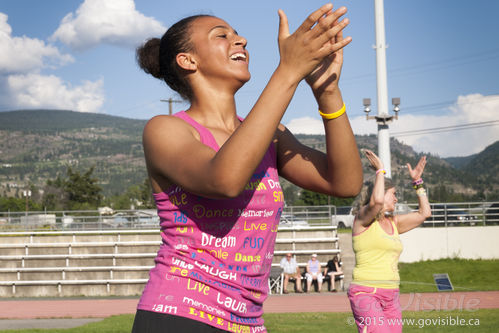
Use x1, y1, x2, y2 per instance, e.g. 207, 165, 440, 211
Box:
319, 103, 346, 120
412, 178, 424, 189
412, 178, 424, 186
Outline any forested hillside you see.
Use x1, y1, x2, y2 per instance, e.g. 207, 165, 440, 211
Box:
0, 110, 497, 208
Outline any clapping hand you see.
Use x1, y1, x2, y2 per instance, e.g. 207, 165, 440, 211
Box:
305, 6, 351, 99
277, 4, 351, 85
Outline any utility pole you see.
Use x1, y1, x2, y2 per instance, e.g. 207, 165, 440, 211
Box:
363, 0, 400, 178
160, 97, 182, 115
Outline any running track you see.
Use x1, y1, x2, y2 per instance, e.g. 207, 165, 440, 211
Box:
1, 291, 498, 319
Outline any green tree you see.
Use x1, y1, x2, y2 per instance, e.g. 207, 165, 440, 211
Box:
296, 190, 329, 206
329, 196, 355, 207
42, 175, 67, 210
0, 197, 25, 211
139, 178, 155, 208
64, 167, 103, 209
106, 179, 155, 210
295, 189, 355, 206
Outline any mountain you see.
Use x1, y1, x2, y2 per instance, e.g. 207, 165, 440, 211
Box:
444, 155, 477, 169
0, 109, 146, 132
0, 109, 497, 201
448, 141, 499, 191
0, 110, 147, 197
293, 134, 498, 203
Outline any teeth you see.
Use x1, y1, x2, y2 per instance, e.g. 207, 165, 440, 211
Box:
230, 53, 246, 60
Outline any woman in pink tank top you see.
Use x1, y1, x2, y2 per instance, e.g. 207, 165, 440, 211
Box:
132, 5, 363, 332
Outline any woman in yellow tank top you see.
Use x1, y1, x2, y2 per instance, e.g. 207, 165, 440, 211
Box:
348, 149, 431, 333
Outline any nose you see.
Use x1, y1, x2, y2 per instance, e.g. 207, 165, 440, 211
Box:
234, 35, 247, 48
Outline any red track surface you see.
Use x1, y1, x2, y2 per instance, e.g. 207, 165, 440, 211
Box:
1, 291, 498, 319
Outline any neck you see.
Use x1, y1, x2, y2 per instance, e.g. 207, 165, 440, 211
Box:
377, 213, 390, 222
187, 85, 239, 131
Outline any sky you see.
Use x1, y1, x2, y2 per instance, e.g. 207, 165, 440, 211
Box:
0, 0, 498, 158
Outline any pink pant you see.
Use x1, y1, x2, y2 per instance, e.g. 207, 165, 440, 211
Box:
347, 284, 402, 333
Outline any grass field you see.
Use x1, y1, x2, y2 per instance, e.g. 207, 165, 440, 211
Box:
2, 309, 498, 333
399, 258, 499, 293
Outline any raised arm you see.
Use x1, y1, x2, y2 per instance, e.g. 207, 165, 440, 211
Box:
396, 156, 432, 234
144, 4, 352, 199
353, 150, 386, 232
275, 7, 362, 197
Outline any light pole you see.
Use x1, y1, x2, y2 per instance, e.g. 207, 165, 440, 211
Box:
23, 190, 31, 217
363, 0, 400, 178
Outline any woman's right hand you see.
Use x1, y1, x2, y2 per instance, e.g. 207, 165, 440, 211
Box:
277, 4, 351, 84
363, 149, 384, 172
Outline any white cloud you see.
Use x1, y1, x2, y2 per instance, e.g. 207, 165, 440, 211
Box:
0, 13, 73, 74
286, 117, 325, 135
0, 13, 104, 113
4, 74, 104, 112
285, 94, 499, 158
50, 0, 166, 51
286, 114, 379, 136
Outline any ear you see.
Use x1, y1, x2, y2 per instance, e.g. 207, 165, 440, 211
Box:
176, 53, 197, 71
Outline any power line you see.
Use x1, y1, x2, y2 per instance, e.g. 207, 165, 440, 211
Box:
350, 93, 499, 118
342, 47, 499, 84
388, 51, 499, 79
391, 119, 499, 138
402, 95, 499, 114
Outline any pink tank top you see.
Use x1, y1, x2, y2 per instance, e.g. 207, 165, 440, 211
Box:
137, 111, 284, 332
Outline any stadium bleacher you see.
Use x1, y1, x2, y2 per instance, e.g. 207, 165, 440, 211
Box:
0, 226, 342, 297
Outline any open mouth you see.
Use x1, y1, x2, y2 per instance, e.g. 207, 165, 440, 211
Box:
230, 52, 247, 62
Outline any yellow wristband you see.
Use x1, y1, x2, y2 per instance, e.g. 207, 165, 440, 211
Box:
319, 103, 346, 120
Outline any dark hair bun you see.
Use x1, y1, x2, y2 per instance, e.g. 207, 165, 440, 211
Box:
136, 38, 162, 79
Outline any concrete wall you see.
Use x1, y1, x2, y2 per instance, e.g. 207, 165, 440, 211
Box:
399, 226, 499, 262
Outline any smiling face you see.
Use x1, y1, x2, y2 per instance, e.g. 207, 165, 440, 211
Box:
185, 16, 250, 89
383, 187, 398, 212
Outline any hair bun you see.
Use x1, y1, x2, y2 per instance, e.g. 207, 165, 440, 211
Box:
136, 38, 162, 79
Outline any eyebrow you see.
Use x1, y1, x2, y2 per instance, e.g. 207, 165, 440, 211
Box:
209, 25, 238, 35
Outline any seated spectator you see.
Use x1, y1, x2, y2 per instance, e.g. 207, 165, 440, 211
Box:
305, 254, 323, 292
324, 255, 343, 292
279, 253, 303, 294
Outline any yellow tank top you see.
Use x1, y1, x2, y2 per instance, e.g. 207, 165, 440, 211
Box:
352, 217, 403, 289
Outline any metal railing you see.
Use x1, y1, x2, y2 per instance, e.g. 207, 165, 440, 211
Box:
0, 209, 160, 232
0, 202, 498, 231
395, 202, 499, 227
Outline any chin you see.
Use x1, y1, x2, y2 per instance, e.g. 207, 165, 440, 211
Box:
235, 75, 251, 90
384, 205, 395, 214
241, 72, 251, 83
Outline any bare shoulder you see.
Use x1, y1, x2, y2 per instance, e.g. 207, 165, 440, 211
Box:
143, 114, 199, 145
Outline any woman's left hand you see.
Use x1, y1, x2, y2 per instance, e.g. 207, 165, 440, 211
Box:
305, 8, 349, 101
407, 156, 427, 181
